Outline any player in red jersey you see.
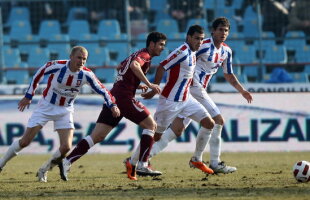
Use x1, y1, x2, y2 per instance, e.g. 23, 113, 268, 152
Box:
0, 46, 120, 182
59, 32, 167, 181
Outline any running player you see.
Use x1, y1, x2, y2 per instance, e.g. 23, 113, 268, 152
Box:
0, 46, 120, 182
145, 17, 253, 174
126, 25, 216, 177
59, 32, 167, 181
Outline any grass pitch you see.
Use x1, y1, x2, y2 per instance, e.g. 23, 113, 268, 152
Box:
0, 152, 309, 200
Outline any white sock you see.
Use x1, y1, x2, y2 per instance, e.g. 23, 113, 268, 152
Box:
193, 127, 212, 162
210, 124, 222, 166
0, 140, 22, 168
39, 149, 62, 171
130, 144, 140, 166
85, 135, 95, 148
150, 128, 177, 158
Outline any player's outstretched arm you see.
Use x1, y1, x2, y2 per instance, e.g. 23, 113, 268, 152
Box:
224, 73, 253, 103
18, 97, 31, 112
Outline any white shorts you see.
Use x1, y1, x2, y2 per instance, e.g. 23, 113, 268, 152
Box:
27, 98, 75, 131
154, 95, 209, 133
181, 85, 221, 127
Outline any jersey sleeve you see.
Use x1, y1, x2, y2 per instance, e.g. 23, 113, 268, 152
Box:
160, 45, 188, 71
222, 47, 233, 74
85, 70, 116, 108
25, 61, 61, 100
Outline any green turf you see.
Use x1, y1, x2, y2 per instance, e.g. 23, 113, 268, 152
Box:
0, 152, 309, 200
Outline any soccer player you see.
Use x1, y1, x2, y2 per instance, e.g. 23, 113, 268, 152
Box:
126, 25, 216, 177
145, 17, 253, 174
59, 32, 167, 181
0, 46, 120, 182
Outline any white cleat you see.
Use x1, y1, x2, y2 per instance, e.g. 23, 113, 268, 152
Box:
59, 159, 71, 181
210, 161, 237, 174
136, 166, 162, 177
36, 168, 48, 182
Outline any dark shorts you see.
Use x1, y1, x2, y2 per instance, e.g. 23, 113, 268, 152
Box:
96, 96, 150, 127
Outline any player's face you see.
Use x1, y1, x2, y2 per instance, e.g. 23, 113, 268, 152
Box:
187, 32, 204, 51
212, 24, 229, 44
69, 50, 88, 72
150, 39, 166, 57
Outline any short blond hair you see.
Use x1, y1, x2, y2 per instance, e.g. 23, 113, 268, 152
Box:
70, 46, 88, 56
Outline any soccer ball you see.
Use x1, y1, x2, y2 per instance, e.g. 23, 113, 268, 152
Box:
293, 160, 310, 183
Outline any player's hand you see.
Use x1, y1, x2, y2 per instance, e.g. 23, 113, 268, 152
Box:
138, 85, 148, 93
149, 84, 161, 94
242, 90, 253, 103
141, 90, 157, 99
18, 97, 31, 112
111, 105, 121, 118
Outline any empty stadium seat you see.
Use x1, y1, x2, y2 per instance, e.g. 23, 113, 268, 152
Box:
86, 46, 110, 66
5, 62, 29, 85
295, 45, 310, 63
262, 45, 287, 64
65, 7, 88, 28
9, 20, 32, 41
186, 18, 208, 32
38, 20, 61, 41
97, 19, 121, 38
290, 72, 309, 83
3, 47, 21, 67
156, 19, 180, 35
68, 20, 90, 41
166, 32, 186, 52
4, 7, 30, 29
284, 31, 307, 51
27, 47, 50, 68
48, 34, 71, 60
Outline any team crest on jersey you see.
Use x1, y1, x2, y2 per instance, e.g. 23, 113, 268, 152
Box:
176, 50, 182, 55
76, 80, 81, 87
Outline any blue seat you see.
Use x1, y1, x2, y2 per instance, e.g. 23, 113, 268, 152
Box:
9, 20, 32, 41
68, 20, 90, 41
262, 45, 287, 64
4, 7, 30, 28
284, 31, 307, 51
48, 34, 71, 60
65, 7, 88, 27
166, 32, 186, 52
3, 47, 21, 67
242, 66, 260, 82
234, 44, 257, 64
76, 33, 99, 49
242, 18, 260, 38
97, 19, 121, 38
27, 47, 50, 68
156, 19, 180, 35
186, 18, 207, 32
134, 33, 148, 49
295, 45, 310, 63
290, 72, 309, 83
38, 20, 61, 41
86, 46, 110, 66
5, 62, 29, 84
105, 34, 130, 63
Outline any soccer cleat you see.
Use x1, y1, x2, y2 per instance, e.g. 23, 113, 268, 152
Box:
124, 157, 137, 180
210, 161, 237, 174
36, 168, 48, 182
136, 165, 162, 177
58, 159, 71, 181
189, 157, 214, 174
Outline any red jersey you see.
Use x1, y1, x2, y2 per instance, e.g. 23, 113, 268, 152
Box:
112, 48, 151, 97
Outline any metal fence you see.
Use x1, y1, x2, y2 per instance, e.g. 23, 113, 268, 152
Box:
1, 0, 310, 84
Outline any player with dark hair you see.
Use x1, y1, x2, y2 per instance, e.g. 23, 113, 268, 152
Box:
144, 17, 253, 174
127, 25, 216, 176
0, 46, 120, 182
59, 32, 167, 181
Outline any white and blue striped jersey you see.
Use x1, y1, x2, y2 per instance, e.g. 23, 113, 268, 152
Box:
194, 37, 233, 89
25, 60, 115, 108
160, 42, 196, 102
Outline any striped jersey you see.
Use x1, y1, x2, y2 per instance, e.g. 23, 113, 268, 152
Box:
160, 42, 196, 102
25, 60, 115, 108
194, 37, 233, 89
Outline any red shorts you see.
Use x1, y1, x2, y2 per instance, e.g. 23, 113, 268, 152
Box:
97, 95, 150, 127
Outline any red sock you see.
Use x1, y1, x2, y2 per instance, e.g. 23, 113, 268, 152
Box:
66, 139, 90, 164
139, 134, 154, 162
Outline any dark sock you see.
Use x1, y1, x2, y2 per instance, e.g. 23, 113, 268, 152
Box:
66, 139, 90, 164
139, 134, 154, 162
